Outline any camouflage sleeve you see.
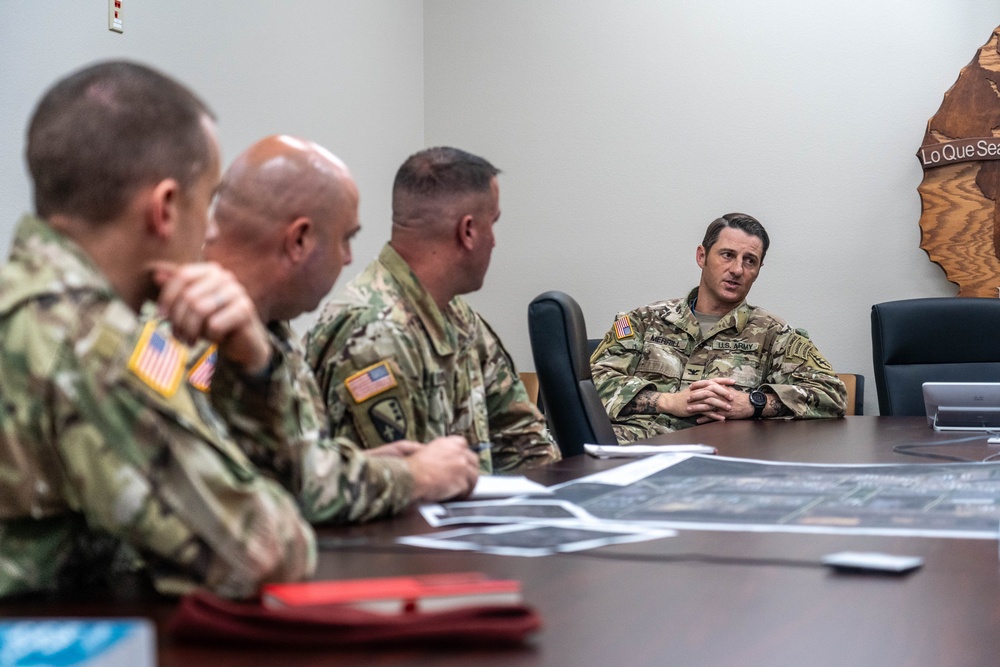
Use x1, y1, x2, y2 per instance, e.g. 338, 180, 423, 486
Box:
590, 313, 657, 419
61, 314, 316, 599
306, 309, 425, 449
213, 326, 414, 524
298, 436, 413, 524
209, 340, 300, 456
477, 316, 560, 472
761, 329, 848, 419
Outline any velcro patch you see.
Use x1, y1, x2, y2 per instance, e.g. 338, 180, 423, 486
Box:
614, 315, 634, 340
787, 337, 833, 371
369, 397, 407, 443
712, 340, 760, 352
810, 351, 833, 372
650, 335, 683, 348
345, 361, 398, 403
187, 345, 218, 392
128, 321, 187, 398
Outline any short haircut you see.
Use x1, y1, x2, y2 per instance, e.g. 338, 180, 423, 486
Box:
701, 213, 770, 261
27, 60, 215, 224
392, 147, 500, 201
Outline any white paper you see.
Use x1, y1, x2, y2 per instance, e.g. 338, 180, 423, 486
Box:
420, 499, 595, 527
470, 475, 552, 499
550, 452, 691, 489
398, 521, 676, 557
585, 443, 717, 458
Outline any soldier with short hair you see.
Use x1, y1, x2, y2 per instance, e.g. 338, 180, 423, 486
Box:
0, 61, 314, 599
305, 147, 560, 473
592, 213, 847, 443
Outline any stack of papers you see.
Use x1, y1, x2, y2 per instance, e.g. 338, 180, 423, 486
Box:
471, 476, 552, 498
584, 443, 716, 458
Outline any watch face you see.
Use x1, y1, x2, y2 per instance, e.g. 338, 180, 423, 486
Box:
750, 390, 767, 408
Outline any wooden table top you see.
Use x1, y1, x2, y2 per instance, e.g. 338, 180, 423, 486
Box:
5, 416, 1000, 666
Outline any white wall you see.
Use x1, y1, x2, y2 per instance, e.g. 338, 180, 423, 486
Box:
0, 0, 424, 335
424, 1, 999, 415
2, 2, 997, 416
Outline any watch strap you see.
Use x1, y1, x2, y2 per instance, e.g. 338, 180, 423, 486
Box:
750, 389, 767, 420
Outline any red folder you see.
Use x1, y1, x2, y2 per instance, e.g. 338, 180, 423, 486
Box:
167, 589, 542, 647
262, 572, 521, 613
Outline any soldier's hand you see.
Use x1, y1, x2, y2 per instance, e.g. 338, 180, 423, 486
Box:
151, 262, 272, 374
406, 436, 479, 502
677, 378, 737, 423
368, 441, 422, 458
719, 390, 755, 421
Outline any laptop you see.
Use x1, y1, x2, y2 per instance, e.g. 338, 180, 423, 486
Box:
922, 382, 1000, 431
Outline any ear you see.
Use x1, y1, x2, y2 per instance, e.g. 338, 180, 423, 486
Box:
284, 216, 315, 264
695, 244, 707, 269
146, 178, 181, 240
457, 214, 476, 251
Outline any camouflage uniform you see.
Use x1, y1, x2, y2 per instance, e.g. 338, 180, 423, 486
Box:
592, 288, 847, 442
305, 244, 559, 473
195, 322, 414, 524
0, 215, 316, 599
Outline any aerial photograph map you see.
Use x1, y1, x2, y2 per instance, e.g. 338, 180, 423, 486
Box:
548, 454, 1000, 538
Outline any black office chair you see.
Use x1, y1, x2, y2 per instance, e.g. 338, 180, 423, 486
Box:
535, 339, 604, 415
871, 297, 1000, 416
527, 291, 618, 456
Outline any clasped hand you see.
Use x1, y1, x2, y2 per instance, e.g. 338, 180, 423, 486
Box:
672, 378, 754, 423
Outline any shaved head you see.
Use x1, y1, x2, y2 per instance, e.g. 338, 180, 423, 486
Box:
213, 135, 353, 243
207, 135, 360, 321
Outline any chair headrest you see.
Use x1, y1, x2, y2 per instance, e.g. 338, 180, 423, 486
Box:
529, 291, 592, 380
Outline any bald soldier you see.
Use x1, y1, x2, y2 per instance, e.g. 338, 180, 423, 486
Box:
0, 62, 313, 599
592, 213, 847, 442
305, 147, 559, 472
202, 135, 478, 521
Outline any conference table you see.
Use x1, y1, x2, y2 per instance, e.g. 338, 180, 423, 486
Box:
5, 416, 1000, 666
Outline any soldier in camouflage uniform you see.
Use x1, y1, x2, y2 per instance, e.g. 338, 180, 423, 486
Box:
202, 135, 478, 520
592, 213, 846, 443
0, 62, 315, 599
305, 147, 560, 473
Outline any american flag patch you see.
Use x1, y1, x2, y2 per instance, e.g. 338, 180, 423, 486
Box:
345, 361, 398, 403
614, 315, 634, 340
187, 345, 218, 392
128, 322, 187, 397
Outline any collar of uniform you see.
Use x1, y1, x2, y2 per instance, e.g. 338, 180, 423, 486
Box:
266, 319, 309, 366
675, 287, 752, 337
267, 320, 295, 350
377, 243, 458, 357
0, 214, 116, 313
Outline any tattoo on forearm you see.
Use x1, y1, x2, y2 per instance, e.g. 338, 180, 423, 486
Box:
767, 394, 792, 418
622, 389, 660, 416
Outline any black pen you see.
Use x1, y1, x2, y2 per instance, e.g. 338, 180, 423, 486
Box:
470, 442, 491, 453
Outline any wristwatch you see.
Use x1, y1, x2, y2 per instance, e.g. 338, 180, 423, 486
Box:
749, 389, 768, 420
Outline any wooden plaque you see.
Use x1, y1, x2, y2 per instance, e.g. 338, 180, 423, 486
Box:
918, 26, 1000, 297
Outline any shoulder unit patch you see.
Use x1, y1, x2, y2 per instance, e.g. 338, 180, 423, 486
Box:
369, 397, 407, 442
